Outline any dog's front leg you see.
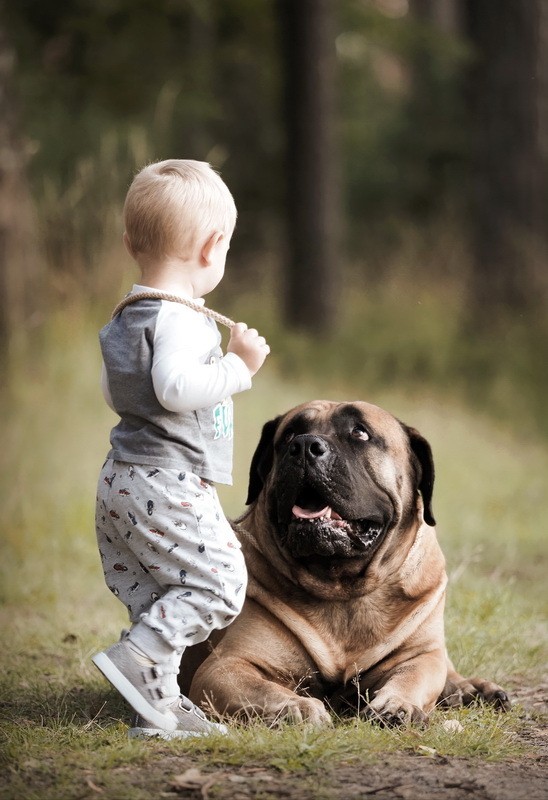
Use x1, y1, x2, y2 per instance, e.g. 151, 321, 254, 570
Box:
190, 654, 332, 726
333, 649, 447, 726
438, 658, 511, 711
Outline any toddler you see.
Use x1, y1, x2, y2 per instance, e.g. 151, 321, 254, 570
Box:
92, 159, 269, 738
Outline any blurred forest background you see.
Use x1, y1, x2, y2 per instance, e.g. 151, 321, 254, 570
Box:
1, 0, 547, 432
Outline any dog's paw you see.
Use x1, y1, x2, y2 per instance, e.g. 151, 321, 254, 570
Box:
266, 696, 333, 727
361, 696, 428, 728
438, 675, 511, 712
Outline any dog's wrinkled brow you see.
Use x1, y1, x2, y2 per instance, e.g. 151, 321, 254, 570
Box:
277, 408, 320, 439
333, 403, 387, 449
332, 403, 367, 427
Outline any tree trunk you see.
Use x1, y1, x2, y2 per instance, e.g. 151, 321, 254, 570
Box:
0, 12, 44, 361
463, 0, 547, 320
277, 0, 339, 334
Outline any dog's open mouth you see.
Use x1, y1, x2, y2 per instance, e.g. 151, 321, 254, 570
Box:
283, 486, 385, 558
292, 486, 346, 525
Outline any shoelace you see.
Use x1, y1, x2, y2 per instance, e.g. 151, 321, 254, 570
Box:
149, 661, 205, 718
178, 697, 207, 719
150, 660, 181, 701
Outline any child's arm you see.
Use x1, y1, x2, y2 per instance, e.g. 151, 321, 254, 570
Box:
151, 304, 268, 414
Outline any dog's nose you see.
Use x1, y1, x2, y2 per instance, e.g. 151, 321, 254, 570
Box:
288, 435, 329, 462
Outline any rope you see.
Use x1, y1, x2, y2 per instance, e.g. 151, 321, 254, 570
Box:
111, 290, 236, 329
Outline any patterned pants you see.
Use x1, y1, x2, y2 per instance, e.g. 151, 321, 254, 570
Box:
95, 459, 247, 653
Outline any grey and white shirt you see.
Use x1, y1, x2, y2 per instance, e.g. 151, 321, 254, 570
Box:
99, 285, 251, 484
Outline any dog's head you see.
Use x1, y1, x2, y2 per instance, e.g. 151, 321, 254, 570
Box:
245, 400, 435, 591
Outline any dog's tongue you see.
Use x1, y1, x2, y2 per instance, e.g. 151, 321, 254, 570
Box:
292, 505, 342, 520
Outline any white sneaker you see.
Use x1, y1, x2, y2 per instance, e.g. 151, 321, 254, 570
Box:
128, 702, 227, 739
92, 639, 180, 732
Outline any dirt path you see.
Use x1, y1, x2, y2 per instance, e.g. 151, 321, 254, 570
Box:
153, 742, 547, 800
127, 730, 547, 800
120, 685, 548, 800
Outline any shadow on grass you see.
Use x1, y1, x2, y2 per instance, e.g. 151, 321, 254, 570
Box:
1, 682, 131, 730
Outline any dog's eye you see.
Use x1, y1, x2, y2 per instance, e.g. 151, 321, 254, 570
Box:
282, 429, 295, 444
351, 424, 370, 441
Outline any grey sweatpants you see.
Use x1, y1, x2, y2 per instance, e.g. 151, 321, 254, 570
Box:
95, 459, 247, 653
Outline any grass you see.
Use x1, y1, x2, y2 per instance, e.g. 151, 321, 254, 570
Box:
0, 304, 546, 798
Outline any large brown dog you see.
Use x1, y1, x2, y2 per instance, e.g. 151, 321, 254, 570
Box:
187, 400, 510, 725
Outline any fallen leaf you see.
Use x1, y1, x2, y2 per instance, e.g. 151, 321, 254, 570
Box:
170, 768, 208, 789
169, 768, 224, 798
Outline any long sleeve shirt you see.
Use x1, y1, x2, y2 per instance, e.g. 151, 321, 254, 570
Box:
99, 285, 251, 483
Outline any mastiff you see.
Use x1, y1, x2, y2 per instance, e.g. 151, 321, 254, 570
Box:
186, 400, 510, 725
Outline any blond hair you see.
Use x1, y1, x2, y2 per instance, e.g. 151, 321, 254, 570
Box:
123, 159, 237, 260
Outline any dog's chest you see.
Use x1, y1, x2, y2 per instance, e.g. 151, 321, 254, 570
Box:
303, 597, 391, 682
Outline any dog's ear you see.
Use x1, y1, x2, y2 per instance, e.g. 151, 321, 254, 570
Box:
405, 426, 436, 527
246, 416, 283, 505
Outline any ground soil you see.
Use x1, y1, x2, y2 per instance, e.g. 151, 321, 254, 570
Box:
113, 684, 548, 800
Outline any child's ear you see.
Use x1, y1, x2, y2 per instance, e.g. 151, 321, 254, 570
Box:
200, 231, 224, 266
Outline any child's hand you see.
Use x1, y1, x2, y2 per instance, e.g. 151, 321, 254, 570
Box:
227, 322, 270, 376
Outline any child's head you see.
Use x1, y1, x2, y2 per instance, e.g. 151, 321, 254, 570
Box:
123, 159, 237, 263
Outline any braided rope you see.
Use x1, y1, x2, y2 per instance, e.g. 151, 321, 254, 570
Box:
111, 290, 236, 329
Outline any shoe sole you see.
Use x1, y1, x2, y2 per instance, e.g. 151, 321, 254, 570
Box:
128, 725, 212, 740
92, 651, 178, 732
